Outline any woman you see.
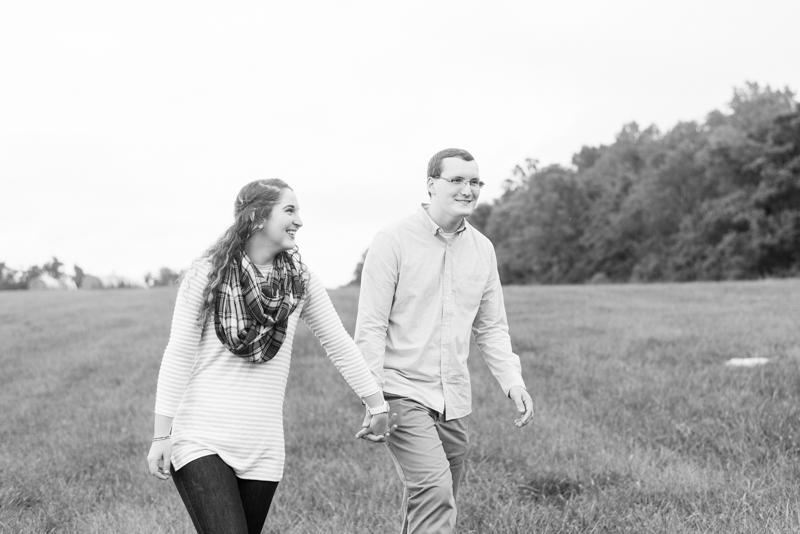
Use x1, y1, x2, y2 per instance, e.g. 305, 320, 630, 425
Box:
146, 179, 395, 534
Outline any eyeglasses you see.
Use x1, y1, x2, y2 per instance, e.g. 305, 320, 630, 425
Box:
431, 176, 485, 189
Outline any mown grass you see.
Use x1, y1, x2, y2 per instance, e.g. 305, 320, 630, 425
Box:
1, 280, 800, 533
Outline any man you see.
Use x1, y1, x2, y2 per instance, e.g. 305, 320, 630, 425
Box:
355, 148, 534, 533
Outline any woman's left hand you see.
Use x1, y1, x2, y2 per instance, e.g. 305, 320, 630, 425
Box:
355, 411, 398, 443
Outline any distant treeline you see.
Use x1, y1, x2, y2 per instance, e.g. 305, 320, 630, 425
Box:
0, 257, 182, 290
468, 82, 800, 284
0, 257, 67, 290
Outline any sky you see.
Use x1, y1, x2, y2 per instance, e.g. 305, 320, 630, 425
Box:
2, 1, 798, 288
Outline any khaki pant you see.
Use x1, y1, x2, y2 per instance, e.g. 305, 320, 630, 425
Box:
385, 395, 469, 534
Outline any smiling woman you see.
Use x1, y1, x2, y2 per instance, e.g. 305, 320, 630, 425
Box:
145, 179, 397, 534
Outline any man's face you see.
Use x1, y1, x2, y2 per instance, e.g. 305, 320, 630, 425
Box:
427, 157, 481, 219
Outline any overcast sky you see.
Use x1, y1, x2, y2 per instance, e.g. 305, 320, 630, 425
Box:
2, 1, 798, 288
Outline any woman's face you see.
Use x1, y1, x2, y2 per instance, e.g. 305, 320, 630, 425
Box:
259, 189, 303, 253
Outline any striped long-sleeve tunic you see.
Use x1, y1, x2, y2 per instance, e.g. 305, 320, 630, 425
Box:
154, 261, 380, 481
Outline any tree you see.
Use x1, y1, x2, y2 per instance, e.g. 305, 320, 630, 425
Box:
348, 249, 368, 286
0, 263, 25, 290
575, 123, 661, 281
473, 82, 800, 284
42, 257, 64, 278
74, 265, 85, 288
484, 164, 591, 284
467, 203, 492, 235
671, 108, 800, 279
146, 267, 182, 287
22, 265, 43, 286
157, 267, 181, 287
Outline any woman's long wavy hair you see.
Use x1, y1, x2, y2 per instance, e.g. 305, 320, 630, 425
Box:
193, 178, 307, 326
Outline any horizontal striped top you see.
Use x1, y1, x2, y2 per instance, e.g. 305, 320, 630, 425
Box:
155, 261, 380, 481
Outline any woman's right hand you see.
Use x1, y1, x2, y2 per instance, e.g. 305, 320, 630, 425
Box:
147, 439, 173, 481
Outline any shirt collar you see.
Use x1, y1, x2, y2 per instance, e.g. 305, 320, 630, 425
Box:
417, 204, 468, 236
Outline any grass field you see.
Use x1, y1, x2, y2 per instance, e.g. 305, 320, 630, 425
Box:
2, 280, 800, 533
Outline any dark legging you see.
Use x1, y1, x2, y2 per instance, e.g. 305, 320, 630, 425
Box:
171, 454, 279, 534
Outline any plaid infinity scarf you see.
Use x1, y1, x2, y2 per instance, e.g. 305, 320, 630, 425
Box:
214, 251, 306, 363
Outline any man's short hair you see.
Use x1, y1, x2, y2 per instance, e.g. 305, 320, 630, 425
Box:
427, 148, 475, 178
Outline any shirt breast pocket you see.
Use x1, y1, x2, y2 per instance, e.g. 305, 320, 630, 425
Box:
454, 271, 488, 311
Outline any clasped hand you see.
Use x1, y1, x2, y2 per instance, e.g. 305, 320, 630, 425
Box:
355, 410, 398, 443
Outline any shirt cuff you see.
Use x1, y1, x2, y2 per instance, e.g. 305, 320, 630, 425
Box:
503, 379, 527, 398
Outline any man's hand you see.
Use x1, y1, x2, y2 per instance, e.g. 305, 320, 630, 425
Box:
509, 386, 534, 428
355, 411, 399, 443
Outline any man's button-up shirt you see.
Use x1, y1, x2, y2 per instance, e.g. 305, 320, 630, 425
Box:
355, 205, 527, 421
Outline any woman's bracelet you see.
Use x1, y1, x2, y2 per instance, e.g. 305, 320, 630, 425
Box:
151, 435, 171, 442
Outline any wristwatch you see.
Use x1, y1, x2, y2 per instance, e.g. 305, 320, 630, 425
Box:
367, 400, 390, 416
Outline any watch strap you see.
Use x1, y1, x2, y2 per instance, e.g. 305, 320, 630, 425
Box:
367, 400, 390, 416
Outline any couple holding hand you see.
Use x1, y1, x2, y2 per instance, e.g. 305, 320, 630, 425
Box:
147, 148, 534, 534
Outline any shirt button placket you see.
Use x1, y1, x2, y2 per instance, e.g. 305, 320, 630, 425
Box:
442, 244, 452, 411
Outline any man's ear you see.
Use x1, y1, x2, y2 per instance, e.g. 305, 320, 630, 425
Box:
426, 176, 436, 197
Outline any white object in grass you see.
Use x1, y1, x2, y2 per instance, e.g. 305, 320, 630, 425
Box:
725, 357, 769, 367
